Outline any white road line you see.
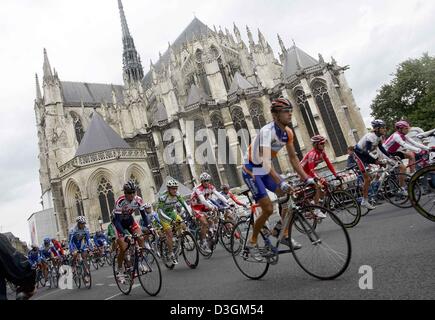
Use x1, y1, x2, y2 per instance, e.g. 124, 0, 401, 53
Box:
96, 284, 105, 286
108, 284, 117, 287
105, 284, 140, 300
107, 275, 115, 279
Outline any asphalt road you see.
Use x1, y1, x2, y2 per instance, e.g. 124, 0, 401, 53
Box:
30, 202, 435, 300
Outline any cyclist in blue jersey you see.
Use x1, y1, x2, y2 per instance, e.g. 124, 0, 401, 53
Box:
68, 216, 93, 272
93, 231, 108, 257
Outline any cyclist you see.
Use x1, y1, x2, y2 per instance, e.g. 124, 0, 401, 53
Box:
242, 97, 315, 261
157, 179, 193, 264
384, 120, 431, 174
354, 119, 394, 210
28, 246, 42, 269
106, 220, 117, 254
220, 184, 248, 208
112, 181, 151, 280
68, 216, 93, 276
93, 231, 108, 257
190, 173, 230, 253
300, 135, 340, 218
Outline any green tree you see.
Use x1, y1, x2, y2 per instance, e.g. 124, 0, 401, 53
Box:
371, 53, 435, 132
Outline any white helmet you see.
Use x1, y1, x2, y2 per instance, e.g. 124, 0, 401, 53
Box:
76, 216, 86, 224
166, 179, 179, 188
143, 202, 152, 209
200, 172, 211, 182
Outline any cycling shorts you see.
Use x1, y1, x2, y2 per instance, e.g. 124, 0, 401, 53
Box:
242, 163, 280, 202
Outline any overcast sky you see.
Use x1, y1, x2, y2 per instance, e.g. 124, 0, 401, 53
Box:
0, 0, 434, 244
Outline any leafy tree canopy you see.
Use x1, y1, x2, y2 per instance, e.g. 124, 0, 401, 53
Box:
371, 53, 435, 132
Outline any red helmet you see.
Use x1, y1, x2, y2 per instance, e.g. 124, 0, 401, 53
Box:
271, 98, 293, 113
311, 135, 327, 144
395, 120, 410, 130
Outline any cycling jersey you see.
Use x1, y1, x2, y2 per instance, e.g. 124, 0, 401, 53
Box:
157, 191, 190, 230
242, 122, 293, 201
112, 195, 149, 237
300, 148, 337, 178
190, 184, 228, 211
27, 250, 42, 267
93, 234, 108, 247
244, 122, 294, 175
383, 131, 428, 154
40, 244, 55, 259
51, 239, 64, 256
106, 223, 116, 240
140, 211, 161, 229
68, 225, 92, 252
355, 132, 390, 164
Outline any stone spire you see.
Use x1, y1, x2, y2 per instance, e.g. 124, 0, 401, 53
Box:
246, 26, 255, 47
233, 22, 242, 42
35, 73, 42, 101
278, 34, 287, 53
118, 0, 144, 83
258, 28, 266, 48
43, 48, 53, 82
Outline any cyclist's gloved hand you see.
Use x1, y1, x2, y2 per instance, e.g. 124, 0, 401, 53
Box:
279, 181, 292, 192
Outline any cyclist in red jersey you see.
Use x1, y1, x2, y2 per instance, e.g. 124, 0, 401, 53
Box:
300, 135, 339, 218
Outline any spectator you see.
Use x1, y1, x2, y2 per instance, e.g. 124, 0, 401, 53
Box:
0, 234, 36, 300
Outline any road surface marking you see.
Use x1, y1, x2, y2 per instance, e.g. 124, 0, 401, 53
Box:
105, 284, 140, 300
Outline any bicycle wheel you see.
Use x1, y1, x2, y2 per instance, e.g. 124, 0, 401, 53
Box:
231, 219, 269, 280
293, 205, 318, 234
112, 253, 133, 295
181, 231, 199, 269
409, 164, 435, 221
90, 255, 99, 270
326, 190, 361, 228
195, 231, 213, 259
159, 239, 175, 270
98, 256, 106, 268
384, 173, 421, 208
290, 205, 351, 280
137, 249, 162, 296
82, 261, 92, 289
219, 221, 236, 253
74, 266, 81, 289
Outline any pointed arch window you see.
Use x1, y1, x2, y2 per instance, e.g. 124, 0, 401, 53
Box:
70, 112, 85, 144
97, 177, 115, 223
71, 184, 84, 218
312, 81, 348, 157
145, 133, 163, 189
210, 114, 240, 187
194, 118, 221, 185
231, 107, 251, 152
163, 137, 184, 183
195, 49, 211, 97
295, 89, 319, 138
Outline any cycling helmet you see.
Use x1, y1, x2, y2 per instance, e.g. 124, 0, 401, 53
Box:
123, 180, 136, 194
311, 135, 327, 144
76, 216, 86, 224
200, 172, 211, 182
371, 119, 386, 129
31, 245, 39, 251
271, 97, 293, 113
166, 179, 179, 188
143, 202, 152, 209
43, 237, 50, 245
395, 120, 410, 130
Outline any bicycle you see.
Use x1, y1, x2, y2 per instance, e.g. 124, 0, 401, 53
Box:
409, 163, 435, 221
72, 249, 92, 290
159, 220, 199, 270
230, 182, 351, 281
113, 234, 162, 296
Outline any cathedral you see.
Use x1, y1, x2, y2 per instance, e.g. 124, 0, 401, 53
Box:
34, 0, 367, 238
